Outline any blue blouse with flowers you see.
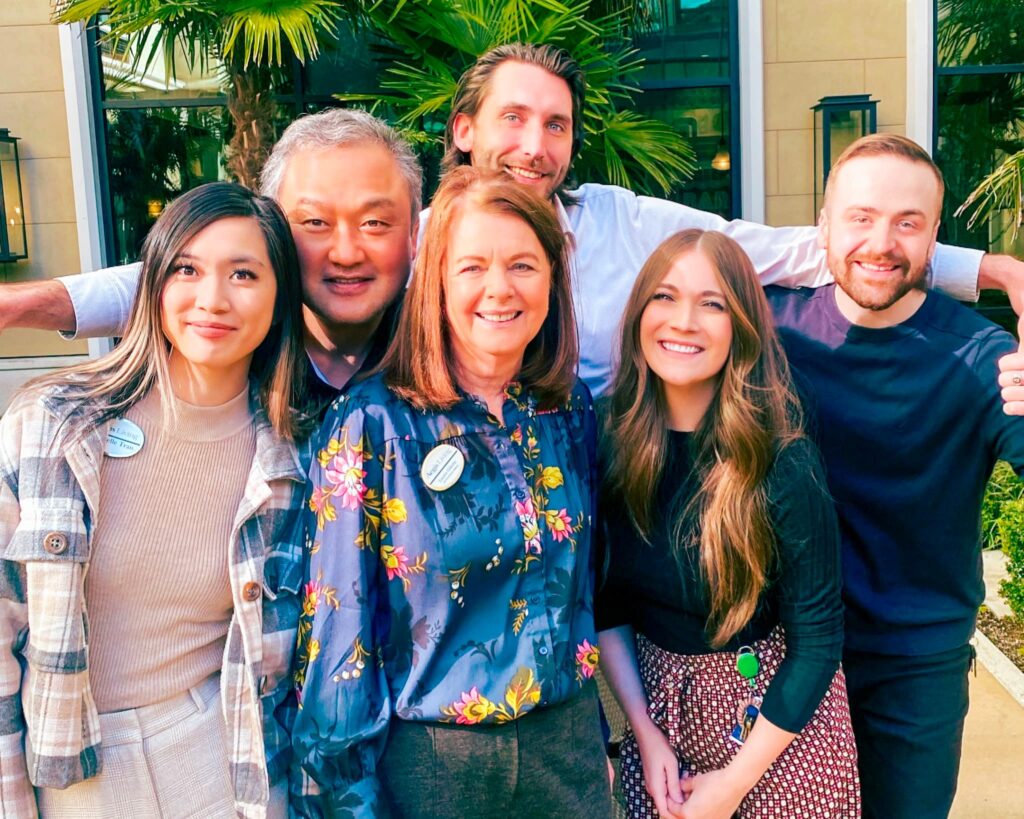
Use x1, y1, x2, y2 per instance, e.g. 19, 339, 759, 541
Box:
291, 373, 599, 817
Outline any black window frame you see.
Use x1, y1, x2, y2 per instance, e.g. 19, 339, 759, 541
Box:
932, 0, 1024, 327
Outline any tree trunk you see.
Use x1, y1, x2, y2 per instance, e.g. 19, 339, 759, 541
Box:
224, 53, 278, 190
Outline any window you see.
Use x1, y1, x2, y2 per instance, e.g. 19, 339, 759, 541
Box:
934, 0, 1024, 326
633, 0, 739, 218
88, 21, 381, 264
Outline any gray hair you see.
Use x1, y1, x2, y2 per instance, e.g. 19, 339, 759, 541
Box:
259, 108, 423, 219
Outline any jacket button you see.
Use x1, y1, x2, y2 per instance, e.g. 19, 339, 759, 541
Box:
43, 532, 68, 554
242, 581, 262, 602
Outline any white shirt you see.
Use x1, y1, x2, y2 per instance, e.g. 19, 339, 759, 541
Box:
60, 183, 982, 396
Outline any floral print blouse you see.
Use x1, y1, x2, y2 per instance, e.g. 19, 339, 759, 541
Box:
291, 373, 600, 816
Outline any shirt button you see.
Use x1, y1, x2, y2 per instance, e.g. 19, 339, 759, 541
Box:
539, 646, 549, 656
242, 581, 262, 602
42, 532, 68, 555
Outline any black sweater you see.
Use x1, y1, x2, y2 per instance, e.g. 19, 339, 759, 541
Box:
596, 433, 844, 732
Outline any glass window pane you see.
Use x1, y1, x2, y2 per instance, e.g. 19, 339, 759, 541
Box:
936, 72, 1024, 258
303, 26, 385, 98
104, 107, 230, 261
937, 71, 1024, 331
100, 22, 227, 101
937, 0, 1024, 68
0, 142, 26, 258
634, 86, 733, 218
636, 0, 731, 82
98, 21, 294, 101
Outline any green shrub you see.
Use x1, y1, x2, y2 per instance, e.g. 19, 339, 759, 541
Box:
982, 461, 1024, 550
997, 498, 1024, 618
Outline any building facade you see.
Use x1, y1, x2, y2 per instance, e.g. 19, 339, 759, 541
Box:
0, 0, 1021, 401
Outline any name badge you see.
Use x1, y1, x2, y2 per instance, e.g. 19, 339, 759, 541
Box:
105, 418, 144, 458
420, 443, 465, 491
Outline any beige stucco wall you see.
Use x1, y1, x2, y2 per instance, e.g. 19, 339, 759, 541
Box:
0, 0, 88, 358
763, 0, 908, 227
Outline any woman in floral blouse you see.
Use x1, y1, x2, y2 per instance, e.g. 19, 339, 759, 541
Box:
291, 167, 612, 818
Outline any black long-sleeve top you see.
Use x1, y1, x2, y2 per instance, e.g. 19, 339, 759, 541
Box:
595, 432, 844, 733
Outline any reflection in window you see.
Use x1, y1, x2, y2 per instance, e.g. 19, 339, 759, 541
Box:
99, 22, 227, 101
937, 0, 1024, 69
936, 73, 1024, 258
935, 0, 1024, 328
635, 0, 730, 81
637, 87, 732, 218
104, 107, 229, 262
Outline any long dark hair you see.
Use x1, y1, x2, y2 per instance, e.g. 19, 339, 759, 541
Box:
23, 182, 308, 439
602, 229, 804, 646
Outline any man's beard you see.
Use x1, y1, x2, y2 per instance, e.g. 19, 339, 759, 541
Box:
830, 251, 928, 312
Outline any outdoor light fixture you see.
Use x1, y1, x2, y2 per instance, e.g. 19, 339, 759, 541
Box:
711, 139, 731, 172
811, 94, 878, 214
0, 129, 28, 263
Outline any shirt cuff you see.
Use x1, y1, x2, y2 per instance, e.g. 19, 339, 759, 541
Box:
931, 244, 984, 303
57, 262, 141, 339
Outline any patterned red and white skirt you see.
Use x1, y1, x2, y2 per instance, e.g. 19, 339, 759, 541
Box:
619, 628, 861, 818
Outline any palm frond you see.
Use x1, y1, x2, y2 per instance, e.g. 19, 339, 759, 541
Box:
220, 0, 345, 66
956, 150, 1024, 239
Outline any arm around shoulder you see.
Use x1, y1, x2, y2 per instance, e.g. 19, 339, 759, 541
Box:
0, 261, 141, 339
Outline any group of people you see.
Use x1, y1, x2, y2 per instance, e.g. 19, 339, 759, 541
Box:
0, 41, 1021, 819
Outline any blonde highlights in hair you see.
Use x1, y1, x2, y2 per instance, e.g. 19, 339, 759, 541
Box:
603, 229, 804, 646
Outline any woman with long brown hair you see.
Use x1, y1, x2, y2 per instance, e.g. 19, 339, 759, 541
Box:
597, 229, 860, 818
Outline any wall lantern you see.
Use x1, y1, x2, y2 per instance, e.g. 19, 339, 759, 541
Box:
811, 95, 878, 215
0, 129, 28, 263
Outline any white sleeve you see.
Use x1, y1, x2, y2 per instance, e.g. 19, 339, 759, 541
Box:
929, 244, 983, 303
57, 262, 142, 339
652, 201, 984, 300
627, 193, 833, 289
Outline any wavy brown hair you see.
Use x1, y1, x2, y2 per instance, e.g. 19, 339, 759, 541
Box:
380, 166, 577, 411
602, 229, 804, 646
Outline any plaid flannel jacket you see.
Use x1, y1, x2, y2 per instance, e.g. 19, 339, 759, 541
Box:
0, 385, 306, 818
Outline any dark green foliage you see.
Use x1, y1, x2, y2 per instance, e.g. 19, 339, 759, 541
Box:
345, 0, 697, 196
981, 460, 1024, 549
997, 498, 1024, 617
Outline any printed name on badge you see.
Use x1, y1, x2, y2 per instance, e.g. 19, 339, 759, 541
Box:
105, 418, 145, 458
421, 443, 465, 492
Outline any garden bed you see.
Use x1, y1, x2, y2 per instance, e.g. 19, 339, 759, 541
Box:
978, 607, 1024, 674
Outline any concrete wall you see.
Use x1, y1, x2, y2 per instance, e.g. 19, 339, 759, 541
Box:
0, 0, 88, 360
763, 0, 908, 227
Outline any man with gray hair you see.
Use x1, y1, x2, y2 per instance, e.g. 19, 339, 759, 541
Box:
0, 107, 421, 406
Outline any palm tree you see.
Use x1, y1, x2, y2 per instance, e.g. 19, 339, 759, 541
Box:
52, 0, 347, 188
346, 0, 697, 196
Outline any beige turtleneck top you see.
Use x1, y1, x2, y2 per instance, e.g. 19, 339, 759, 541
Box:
84, 386, 257, 712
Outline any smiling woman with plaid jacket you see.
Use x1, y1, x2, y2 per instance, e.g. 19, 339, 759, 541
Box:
0, 182, 310, 818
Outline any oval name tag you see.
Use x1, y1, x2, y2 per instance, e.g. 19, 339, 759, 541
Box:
420, 443, 465, 492
105, 418, 145, 458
